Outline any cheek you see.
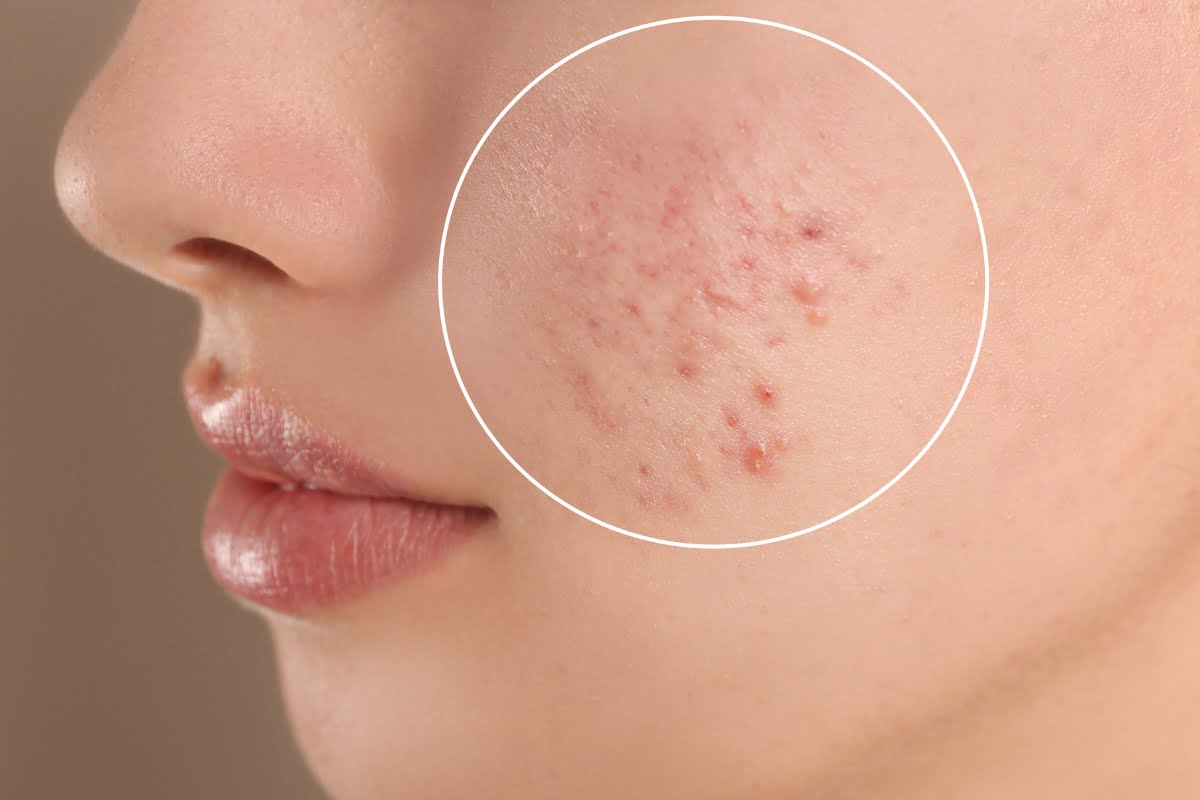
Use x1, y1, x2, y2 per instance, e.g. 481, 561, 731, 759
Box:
445, 41, 979, 542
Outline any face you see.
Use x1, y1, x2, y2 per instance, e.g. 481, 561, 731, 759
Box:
55, 2, 1199, 799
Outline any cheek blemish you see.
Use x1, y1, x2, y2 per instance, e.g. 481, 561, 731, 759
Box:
526, 102, 883, 519
790, 270, 832, 327
742, 436, 789, 476
567, 368, 620, 434
753, 383, 778, 409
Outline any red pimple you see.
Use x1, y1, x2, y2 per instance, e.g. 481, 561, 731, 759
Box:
790, 272, 827, 305
800, 224, 824, 241
741, 434, 788, 476
636, 463, 652, 478
676, 361, 698, 379
743, 442, 769, 475
722, 406, 742, 429
623, 302, 641, 317
754, 383, 777, 409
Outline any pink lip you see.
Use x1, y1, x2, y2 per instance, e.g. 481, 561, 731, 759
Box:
184, 364, 491, 616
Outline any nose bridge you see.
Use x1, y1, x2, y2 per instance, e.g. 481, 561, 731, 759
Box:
53, 1, 429, 294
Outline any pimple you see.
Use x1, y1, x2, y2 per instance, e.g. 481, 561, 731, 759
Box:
753, 383, 777, 409
741, 434, 789, 477
800, 223, 825, 241
676, 361, 698, 380
722, 406, 742, 428
790, 272, 828, 305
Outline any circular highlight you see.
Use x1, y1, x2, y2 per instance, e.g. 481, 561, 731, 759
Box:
438, 15, 990, 550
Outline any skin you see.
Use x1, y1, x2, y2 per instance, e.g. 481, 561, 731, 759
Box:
54, 1, 1199, 799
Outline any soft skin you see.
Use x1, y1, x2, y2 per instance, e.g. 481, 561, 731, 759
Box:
55, 2, 1199, 799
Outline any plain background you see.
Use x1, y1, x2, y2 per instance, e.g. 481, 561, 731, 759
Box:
1, 4, 328, 798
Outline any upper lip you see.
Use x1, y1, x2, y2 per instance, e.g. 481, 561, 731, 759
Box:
183, 356, 441, 503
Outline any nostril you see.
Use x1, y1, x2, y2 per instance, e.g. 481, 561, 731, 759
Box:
172, 237, 290, 285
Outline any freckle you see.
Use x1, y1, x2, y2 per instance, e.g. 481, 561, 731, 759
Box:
754, 383, 777, 408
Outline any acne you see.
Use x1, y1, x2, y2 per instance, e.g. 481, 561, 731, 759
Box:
523, 98, 885, 518
753, 383, 777, 409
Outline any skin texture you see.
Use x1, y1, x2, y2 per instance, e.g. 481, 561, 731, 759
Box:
446, 23, 979, 540
54, 2, 1199, 799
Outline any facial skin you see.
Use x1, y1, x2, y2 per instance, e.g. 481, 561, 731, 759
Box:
55, 2, 1199, 799
446, 22, 980, 540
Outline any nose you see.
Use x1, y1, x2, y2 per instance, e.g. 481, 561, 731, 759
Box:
53, 2, 461, 296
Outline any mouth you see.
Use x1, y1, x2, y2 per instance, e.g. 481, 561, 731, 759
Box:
183, 359, 492, 616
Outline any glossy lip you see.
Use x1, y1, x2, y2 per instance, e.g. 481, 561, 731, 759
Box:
183, 358, 492, 616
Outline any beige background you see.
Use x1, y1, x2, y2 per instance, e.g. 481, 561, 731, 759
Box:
1, 4, 326, 798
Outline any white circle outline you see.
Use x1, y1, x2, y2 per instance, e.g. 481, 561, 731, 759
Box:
438, 15, 990, 550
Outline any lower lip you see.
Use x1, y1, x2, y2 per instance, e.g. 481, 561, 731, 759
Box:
202, 469, 489, 615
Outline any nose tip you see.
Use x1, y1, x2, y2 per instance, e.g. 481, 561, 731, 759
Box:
50, 3, 410, 298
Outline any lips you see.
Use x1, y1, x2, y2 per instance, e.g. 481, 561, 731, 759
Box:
184, 359, 491, 616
